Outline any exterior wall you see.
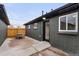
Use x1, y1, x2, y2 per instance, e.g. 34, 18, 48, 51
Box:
25, 8, 79, 55
0, 20, 7, 46
25, 21, 43, 41
49, 10, 79, 55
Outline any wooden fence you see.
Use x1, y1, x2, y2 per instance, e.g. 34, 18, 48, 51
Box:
7, 28, 26, 37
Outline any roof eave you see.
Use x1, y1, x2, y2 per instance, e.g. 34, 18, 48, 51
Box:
24, 3, 78, 25
0, 4, 10, 25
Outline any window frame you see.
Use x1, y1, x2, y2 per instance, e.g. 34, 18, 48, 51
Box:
33, 23, 38, 29
58, 12, 78, 33
28, 25, 31, 29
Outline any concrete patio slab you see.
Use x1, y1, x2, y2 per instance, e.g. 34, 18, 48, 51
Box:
32, 41, 51, 51
0, 36, 69, 56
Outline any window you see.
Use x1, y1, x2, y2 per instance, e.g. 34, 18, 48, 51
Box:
33, 23, 38, 29
60, 16, 66, 30
59, 12, 78, 33
28, 25, 31, 29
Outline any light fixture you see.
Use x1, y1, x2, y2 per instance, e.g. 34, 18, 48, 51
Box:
42, 17, 46, 21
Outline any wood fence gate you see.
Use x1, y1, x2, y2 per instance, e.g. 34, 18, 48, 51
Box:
7, 28, 26, 37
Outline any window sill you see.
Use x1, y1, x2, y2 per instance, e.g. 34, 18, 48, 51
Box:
33, 27, 38, 30
58, 31, 78, 35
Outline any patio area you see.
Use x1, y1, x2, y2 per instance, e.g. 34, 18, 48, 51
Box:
0, 36, 69, 56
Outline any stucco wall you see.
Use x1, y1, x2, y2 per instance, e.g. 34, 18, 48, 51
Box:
25, 21, 43, 41
49, 11, 79, 55
0, 20, 7, 46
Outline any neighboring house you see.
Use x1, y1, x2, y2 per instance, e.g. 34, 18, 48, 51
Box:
24, 3, 79, 55
0, 4, 10, 46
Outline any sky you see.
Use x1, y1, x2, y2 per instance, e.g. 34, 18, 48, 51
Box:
4, 3, 65, 27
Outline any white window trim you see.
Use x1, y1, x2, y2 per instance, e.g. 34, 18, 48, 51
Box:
59, 12, 78, 33
28, 25, 31, 29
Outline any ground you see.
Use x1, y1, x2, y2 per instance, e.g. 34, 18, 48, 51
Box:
0, 36, 69, 56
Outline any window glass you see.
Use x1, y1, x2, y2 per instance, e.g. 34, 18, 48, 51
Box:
28, 25, 30, 29
60, 16, 66, 30
67, 14, 76, 30
59, 12, 78, 33
34, 23, 38, 29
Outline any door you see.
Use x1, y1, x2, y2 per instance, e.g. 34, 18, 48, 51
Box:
43, 21, 49, 41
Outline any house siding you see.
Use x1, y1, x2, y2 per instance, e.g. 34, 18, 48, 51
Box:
0, 20, 7, 46
49, 11, 79, 55
25, 21, 43, 41
24, 4, 79, 55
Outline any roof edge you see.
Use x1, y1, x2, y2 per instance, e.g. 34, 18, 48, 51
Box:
0, 4, 10, 25
24, 3, 78, 25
